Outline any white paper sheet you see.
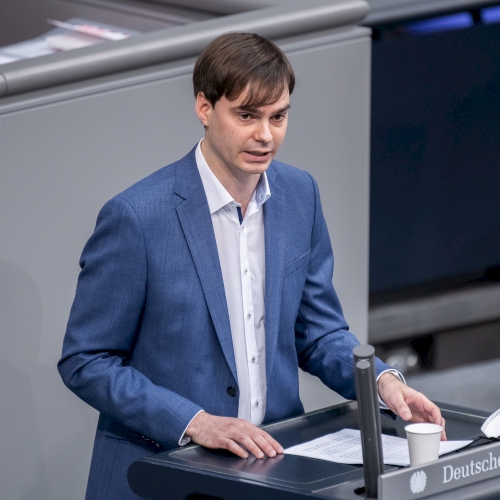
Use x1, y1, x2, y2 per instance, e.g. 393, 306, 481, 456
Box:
0, 18, 137, 64
285, 428, 472, 466
0, 54, 19, 65
45, 33, 103, 51
47, 19, 130, 41
2, 40, 55, 59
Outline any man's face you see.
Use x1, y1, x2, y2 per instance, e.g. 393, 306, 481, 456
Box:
195, 87, 290, 183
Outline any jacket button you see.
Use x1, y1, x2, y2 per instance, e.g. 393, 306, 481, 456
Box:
227, 386, 237, 397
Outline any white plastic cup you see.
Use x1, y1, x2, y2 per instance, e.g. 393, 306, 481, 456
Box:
405, 423, 443, 467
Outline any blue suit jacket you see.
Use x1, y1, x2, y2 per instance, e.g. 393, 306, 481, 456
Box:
58, 147, 390, 499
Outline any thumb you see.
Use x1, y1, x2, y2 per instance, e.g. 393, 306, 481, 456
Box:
393, 398, 412, 421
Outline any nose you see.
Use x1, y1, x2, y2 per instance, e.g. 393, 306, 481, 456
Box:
253, 120, 273, 144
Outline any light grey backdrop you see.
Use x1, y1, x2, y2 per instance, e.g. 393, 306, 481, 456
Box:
0, 27, 370, 499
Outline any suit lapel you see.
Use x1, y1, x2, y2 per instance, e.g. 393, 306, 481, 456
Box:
263, 165, 286, 380
174, 151, 237, 382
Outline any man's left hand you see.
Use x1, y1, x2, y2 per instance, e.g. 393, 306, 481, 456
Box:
378, 372, 447, 440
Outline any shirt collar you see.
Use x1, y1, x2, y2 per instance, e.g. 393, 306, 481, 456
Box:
195, 140, 271, 215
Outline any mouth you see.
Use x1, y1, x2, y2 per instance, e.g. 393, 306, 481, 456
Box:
245, 150, 271, 158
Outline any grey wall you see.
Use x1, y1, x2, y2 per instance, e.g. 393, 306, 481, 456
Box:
0, 27, 370, 499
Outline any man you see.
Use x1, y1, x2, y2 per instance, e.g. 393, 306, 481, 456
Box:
58, 32, 445, 499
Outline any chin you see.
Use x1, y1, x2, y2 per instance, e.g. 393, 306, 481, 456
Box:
243, 159, 273, 172
245, 165, 270, 175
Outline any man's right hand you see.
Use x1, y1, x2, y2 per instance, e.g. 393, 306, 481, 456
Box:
185, 411, 284, 459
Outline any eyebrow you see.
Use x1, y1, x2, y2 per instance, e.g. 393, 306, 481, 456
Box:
235, 104, 291, 115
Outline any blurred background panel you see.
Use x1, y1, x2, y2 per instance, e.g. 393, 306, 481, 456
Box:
365, 0, 500, 412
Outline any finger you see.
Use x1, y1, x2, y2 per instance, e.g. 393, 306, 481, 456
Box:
414, 396, 446, 427
231, 422, 283, 457
389, 394, 413, 420
258, 430, 284, 454
442, 418, 447, 440
380, 382, 412, 421
407, 395, 448, 440
252, 433, 281, 458
415, 402, 447, 441
221, 438, 249, 459
434, 416, 447, 441
234, 433, 266, 459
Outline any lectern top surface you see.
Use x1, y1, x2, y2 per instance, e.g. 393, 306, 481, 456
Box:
141, 401, 489, 494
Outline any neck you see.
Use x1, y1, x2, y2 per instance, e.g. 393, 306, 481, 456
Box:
201, 141, 261, 215
224, 177, 259, 215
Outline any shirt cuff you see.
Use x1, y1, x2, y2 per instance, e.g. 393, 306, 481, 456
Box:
178, 410, 204, 447
377, 369, 406, 410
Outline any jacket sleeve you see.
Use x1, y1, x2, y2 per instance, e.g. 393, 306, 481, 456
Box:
294, 174, 391, 400
58, 197, 202, 448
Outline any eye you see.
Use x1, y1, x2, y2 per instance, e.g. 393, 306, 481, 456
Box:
239, 113, 253, 121
273, 113, 286, 122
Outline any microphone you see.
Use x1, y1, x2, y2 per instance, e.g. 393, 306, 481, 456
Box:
353, 345, 384, 498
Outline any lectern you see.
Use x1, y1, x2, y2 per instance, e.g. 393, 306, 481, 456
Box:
128, 401, 500, 500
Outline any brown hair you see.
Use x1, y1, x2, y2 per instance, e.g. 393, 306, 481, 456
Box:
193, 32, 295, 108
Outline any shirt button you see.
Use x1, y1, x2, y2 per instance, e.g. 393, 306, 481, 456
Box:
244, 269, 248, 275
247, 313, 252, 319
227, 386, 237, 397
255, 401, 260, 407
250, 356, 256, 363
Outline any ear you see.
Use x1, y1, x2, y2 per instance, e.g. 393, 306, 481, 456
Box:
195, 92, 212, 127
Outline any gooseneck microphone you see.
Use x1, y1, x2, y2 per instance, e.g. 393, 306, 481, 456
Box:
353, 344, 384, 499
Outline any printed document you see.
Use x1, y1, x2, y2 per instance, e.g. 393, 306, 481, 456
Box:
285, 428, 472, 466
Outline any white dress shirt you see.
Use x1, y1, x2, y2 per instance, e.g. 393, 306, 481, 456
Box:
196, 140, 270, 425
